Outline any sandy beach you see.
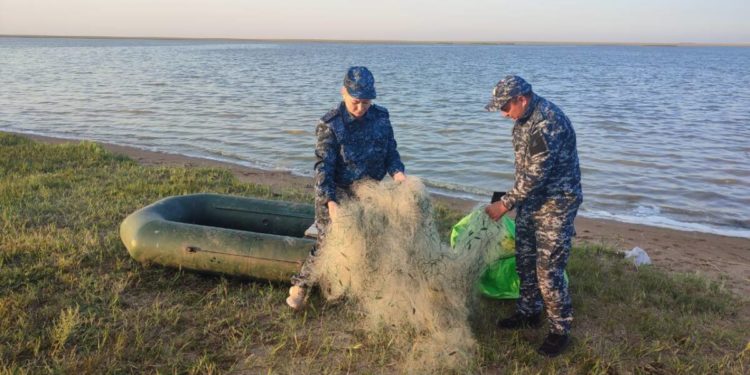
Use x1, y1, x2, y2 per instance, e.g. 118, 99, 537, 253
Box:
14, 132, 750, 297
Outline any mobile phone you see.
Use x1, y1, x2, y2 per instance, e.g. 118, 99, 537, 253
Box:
491, 191, 506, 203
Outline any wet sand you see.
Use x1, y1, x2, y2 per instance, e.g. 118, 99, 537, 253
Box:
13, 132, 750, 297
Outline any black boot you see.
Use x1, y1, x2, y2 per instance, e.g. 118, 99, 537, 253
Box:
537, 332, 570, 357
496, 312, 542, 329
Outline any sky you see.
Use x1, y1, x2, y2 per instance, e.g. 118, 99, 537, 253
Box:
1, 0, 749, 44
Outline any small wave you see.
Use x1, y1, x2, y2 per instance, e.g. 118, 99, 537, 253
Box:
598, 122, 633, 133
419, 178, 489, 201
139, 142, 313, 177
436, 127, 461, 135
114, 109, 157, 115
633, 205, 661, 216
195, 112, 246, 119
132, 135, 160, 141
702, 177, 745, 186
119, 142, 294, 175
40, 111, 72, 115
216, 113, 246, 119
608, 159, 663, 168
590, 193, 647, 204
143, 82, 168, 87
1, 129, 89, 143
581, 209, 750, 239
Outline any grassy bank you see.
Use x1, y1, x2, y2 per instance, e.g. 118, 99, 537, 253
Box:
1, 132, 748, 374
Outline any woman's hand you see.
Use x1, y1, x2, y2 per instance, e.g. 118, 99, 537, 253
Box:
327, 201, 339, 221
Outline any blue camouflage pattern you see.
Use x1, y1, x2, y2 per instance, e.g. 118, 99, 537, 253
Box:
314, 102, 404, 204
496, 89, 582, 335
343, 66, 377, 99
515, 195, 580, 334
499, 93, 582, 212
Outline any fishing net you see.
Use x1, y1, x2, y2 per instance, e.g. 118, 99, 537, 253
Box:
311, 176, 507, 372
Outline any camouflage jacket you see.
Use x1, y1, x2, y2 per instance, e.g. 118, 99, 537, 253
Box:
500, 94, 582, 211
314, 102, 405, 203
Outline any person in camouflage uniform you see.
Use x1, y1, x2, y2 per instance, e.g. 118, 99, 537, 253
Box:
286, 66, 406, 310
484, 75, 582, 357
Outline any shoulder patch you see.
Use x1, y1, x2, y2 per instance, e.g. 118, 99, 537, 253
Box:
529, 130, 549, 156
320, 107, 341, 123
369, 104, 389, 116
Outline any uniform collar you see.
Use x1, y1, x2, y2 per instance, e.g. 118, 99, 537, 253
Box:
515, 93, 539, 125
340, 102, 373, 125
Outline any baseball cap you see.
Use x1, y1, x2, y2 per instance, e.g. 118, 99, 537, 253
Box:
343, 66, 376, 99
485, 75, 532, 111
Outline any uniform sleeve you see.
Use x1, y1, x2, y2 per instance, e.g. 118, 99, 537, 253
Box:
501, 119, 559, 210
314, 121, 339, 203
383, 118, 405, 176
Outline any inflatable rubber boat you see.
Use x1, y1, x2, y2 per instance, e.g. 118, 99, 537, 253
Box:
120, 194, 316, 281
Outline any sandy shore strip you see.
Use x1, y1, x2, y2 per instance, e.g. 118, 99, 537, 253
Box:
10, 131, 750, 297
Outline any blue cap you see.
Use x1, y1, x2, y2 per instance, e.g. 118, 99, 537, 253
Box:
485, 75, 532, 111
343, 66, 376, 99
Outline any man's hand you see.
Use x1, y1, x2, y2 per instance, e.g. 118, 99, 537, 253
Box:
485, 201, 509, 221
393, 172, 406, 183
327, 201, 339, 221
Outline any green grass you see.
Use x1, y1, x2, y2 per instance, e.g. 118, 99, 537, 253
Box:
1, 132, 748, 374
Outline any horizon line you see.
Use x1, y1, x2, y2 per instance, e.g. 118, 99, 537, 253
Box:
2, 34, 749, 47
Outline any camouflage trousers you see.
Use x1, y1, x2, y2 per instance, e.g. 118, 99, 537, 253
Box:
290, 189, 352, 289
515, 193, 581, 335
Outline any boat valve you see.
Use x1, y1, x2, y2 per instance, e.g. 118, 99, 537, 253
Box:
184, 246, 200, 253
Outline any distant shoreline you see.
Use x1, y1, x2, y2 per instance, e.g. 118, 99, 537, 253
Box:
2, 34, 749, 48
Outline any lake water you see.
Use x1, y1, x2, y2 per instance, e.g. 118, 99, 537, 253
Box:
1, 37, 749, 238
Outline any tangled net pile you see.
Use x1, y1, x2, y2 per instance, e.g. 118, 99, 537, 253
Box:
311, 177, 511, 372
